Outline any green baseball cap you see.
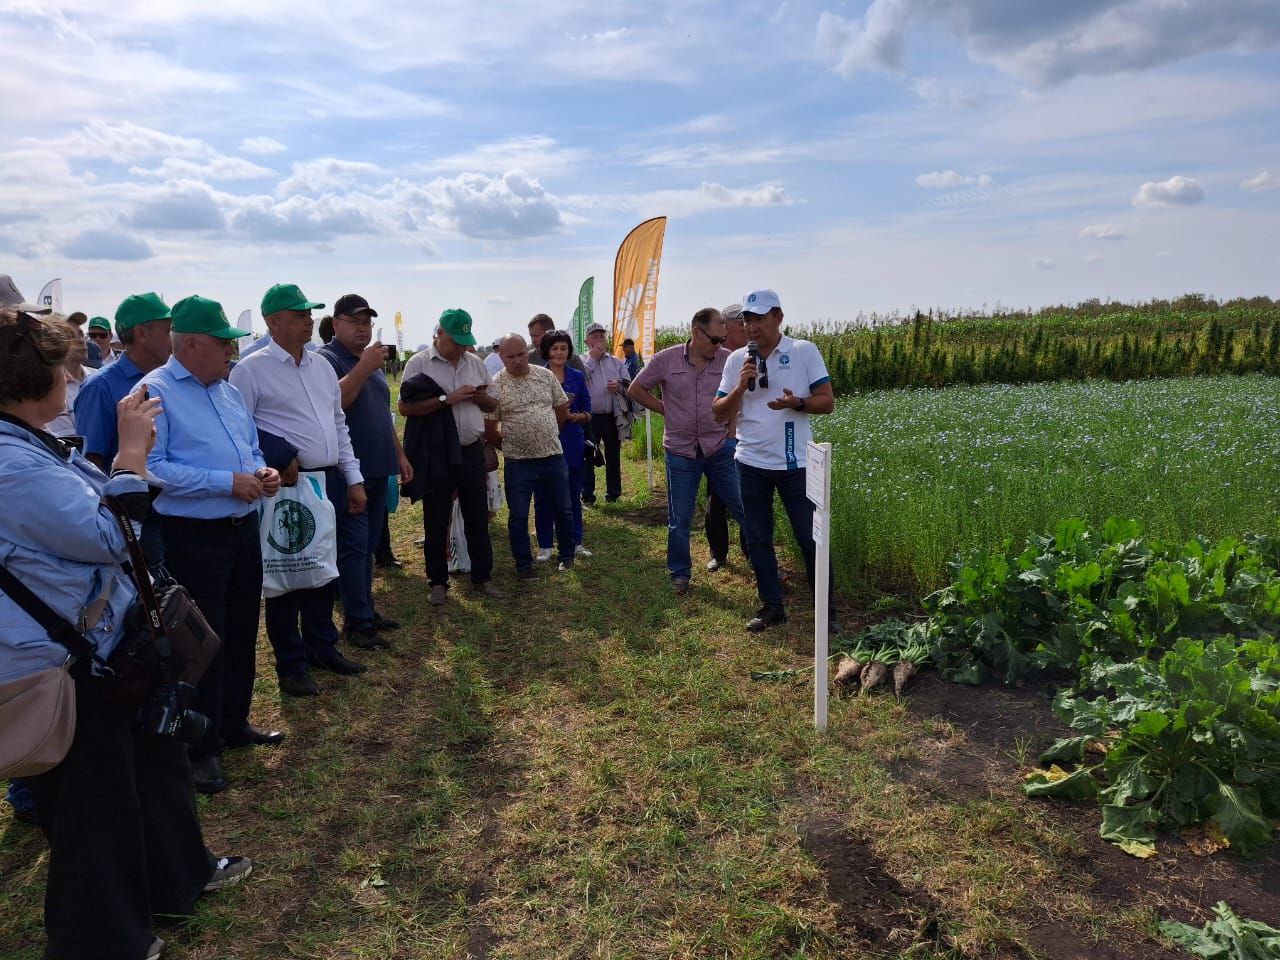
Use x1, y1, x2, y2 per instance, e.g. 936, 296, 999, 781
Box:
261, 283, 324, 317
172, 295, 250, 340
114, 292, 172, 334
439, 308, 477, 346
87, 316, 111, 332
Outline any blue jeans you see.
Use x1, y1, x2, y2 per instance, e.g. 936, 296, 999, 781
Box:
665, 441, 745, 581
506, 456, 574, 570
536, 454, 585, 548
738, 461, 836, 614
6, 777, 34, 816
329, 469, 386, 631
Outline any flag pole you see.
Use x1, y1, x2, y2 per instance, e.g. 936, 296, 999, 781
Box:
645, 410, 654, 489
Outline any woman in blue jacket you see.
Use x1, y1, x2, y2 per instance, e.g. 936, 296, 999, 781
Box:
535, 330, 592, 559
0, 308, 248, 960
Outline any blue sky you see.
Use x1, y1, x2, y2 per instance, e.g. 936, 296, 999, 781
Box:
2, 0, 1278, 348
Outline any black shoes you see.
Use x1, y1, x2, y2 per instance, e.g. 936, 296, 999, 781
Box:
372, 613, 400, 631
224, 724, 286, 749
672, 577, 690, 595
517, 567, 538, 580
374, 552, 403, 569
746, 606, 788, 633
345, 625, 390, 650
191, 754, 228, 794
311, 649, 368, 675
279, 671, 320, 697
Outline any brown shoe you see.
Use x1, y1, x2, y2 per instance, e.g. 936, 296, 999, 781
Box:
429, 584, 449, 605
672, 577, 690, 595
472, 581, 505, 598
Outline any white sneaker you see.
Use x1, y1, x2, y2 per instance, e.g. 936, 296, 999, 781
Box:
574, 544, 592, 558
535, 547, 553, 562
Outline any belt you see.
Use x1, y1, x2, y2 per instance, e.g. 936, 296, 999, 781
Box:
162, 513, 255, 528
462, 439, 485, 450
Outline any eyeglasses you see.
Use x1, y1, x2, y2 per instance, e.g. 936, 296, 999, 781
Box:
88, 330, 111, 339
696, 327, 727, 346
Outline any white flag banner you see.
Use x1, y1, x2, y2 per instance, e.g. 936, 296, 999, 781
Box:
37, 278, 62, 313
237, 309, 252, 332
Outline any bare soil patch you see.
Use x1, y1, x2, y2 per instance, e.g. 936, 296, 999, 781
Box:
898, 672, 1280, 937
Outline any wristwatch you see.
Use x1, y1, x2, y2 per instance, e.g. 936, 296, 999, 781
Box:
794, 396, 807, 412
438, 394, 449, 405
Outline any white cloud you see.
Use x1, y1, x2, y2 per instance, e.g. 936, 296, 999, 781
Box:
486, 295, 514, 305
63, 229, 154, 261
229, 192, 383, 242
1241, 170, 1279, 192
128, 180, 226, 231
55, 120, 214, 163
410, 170, 564, 240
240, 136, 287, 155
573, 181, 795, 220
421, 136, 587, 178
915, 170, 993, 189
130, 156, 276, 182
1079, 223, 1126, 240
1032, 257, 1055, 270
818, 1, 1280, 86
1132, 175, 1205, 207
1083, 254, 1104, 263
278, 158, 382, 197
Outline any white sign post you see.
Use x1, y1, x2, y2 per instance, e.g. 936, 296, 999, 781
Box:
806, 441, 832, 732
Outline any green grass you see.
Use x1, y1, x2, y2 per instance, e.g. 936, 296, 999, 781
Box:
816, 374, 1280, 592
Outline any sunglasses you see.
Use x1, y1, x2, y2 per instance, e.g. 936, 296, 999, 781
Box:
88, 330, 111, 339
697, 327, 727, 346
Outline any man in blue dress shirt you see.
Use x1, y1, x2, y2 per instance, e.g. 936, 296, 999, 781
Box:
143, 295, 285, 794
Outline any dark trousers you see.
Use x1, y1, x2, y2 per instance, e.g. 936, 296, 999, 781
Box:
738, 462, 836, 615
705, 482, 748, 563
161, 513, 263, 760
422, 442, 493, 586
29, 677, 213, 960
375, 506, 393, 561
330, 469, 383, 631
506, 455, 574, 569
582, 412, 622, 502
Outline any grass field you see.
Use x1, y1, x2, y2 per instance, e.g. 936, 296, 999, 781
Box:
816, 374, 1280, 593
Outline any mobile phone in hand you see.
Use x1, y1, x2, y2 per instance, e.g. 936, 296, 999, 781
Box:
376, 326, 383, 342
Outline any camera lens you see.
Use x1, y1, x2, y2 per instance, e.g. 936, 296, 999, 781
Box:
177, 708, 211, 746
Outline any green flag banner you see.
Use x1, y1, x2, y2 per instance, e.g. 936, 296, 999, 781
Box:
571, 276, 593, 350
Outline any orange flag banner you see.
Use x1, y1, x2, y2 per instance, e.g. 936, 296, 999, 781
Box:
612, 216, 666, 359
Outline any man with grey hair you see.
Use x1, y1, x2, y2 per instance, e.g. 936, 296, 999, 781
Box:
142, 295, 284, 794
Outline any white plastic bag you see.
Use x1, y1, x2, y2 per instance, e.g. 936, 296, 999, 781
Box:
486, 470, 504, 513
260, 471, 338, 598
447, 498, 469, 573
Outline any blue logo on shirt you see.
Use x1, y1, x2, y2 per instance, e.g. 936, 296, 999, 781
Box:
779, 354, 790, 365
784, 421, 796, 469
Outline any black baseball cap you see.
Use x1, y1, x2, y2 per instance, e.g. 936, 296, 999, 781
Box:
334, 293, 378, 318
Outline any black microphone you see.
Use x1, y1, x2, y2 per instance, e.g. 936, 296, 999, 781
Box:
746, 340, 758, 392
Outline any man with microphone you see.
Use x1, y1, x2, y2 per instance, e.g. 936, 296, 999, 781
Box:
712, 289, 838, 633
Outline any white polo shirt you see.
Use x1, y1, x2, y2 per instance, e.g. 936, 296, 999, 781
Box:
717, 335, 830, 471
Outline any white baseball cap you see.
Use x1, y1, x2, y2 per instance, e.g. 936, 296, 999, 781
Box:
742, 289, 781, 315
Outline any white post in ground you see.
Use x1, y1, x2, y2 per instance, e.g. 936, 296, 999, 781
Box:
645, 408, 654, 489
806, 441, 833, 732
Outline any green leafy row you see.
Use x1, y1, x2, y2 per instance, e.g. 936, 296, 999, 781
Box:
908, 519, 1280, 855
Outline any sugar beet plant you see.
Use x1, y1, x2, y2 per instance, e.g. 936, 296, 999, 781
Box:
917, 518, 1280, 855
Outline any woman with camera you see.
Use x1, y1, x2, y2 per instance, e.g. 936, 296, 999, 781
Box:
0, 308, 249, 960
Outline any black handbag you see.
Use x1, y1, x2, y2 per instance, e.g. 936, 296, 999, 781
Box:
104, 499, 221, 693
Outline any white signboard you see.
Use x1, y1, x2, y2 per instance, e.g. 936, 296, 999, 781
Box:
806, 441, 829, 511
807, 441, 833, 732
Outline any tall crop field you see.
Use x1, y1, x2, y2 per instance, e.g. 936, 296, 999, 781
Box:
815, 375, 1280, 592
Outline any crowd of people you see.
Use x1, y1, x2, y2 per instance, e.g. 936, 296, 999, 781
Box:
0, 272, 836, 960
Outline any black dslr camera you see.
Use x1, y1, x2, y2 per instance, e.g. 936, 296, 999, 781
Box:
140, 679, 210, 745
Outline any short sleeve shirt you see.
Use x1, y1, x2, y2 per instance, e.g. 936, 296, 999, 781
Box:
485, 365, 567, 460
717, 336, 831, 471
634, 342, 732, 459
73, 352, 146, 462
403, 348, 493, 446
318, 340, 399, 480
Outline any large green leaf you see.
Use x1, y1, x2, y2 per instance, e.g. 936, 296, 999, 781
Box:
1099, 803, 1159, 857
1024, 765, 1099, 801
1209, 784, 1274, 856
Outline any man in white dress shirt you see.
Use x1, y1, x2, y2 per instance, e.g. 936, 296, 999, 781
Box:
229, 283, 368, 696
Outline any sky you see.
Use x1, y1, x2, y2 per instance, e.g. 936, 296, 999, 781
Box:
2, 0, 1278, 348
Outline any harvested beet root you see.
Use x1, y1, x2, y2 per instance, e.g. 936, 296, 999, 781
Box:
892, 661, 918, 696
834, 657, 863, 688
860, 661, 890, 694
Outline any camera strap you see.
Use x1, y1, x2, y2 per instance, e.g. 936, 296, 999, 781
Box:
103, 497, 172, 659
0, 562, 104, 668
